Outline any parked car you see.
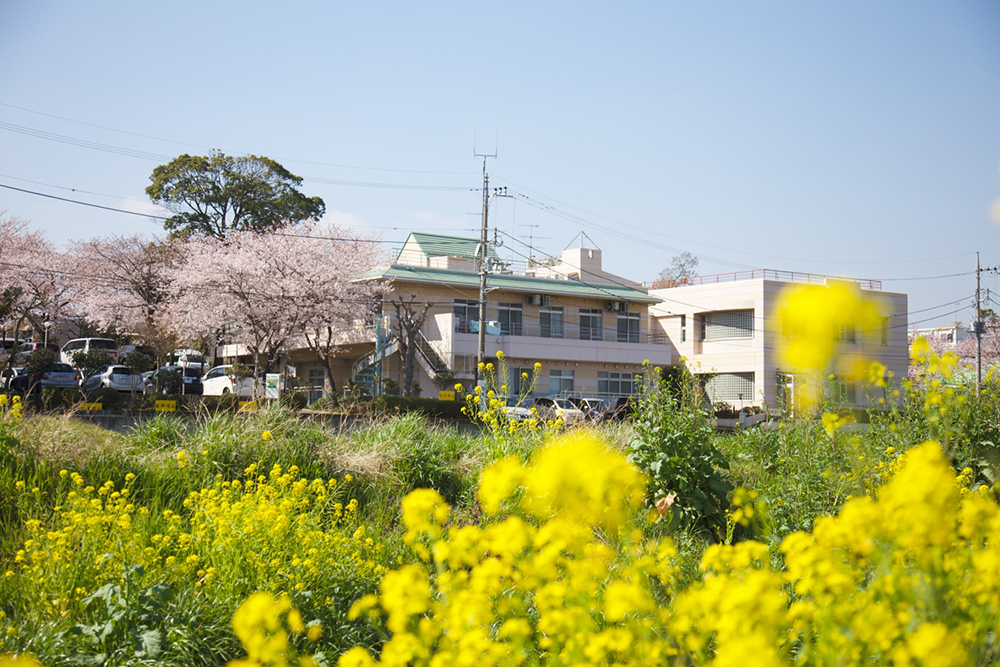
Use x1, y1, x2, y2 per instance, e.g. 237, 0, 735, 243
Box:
201, 365, 256, 397
531, 396, 585, 425
502, 397, 533, 422
1, 367, 28, 392
612, 395, 636, 421
61, 338, 119, 367
11, 341, 61, 366
39, 362, 81, 390
1, 363, 79, 392
0, 338, 25, 362
568, 397, 613, 421
143, 366, 203, 395
80, 365, 142, 393
118, 344, 156, 363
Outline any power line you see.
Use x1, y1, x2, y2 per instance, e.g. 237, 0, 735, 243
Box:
495, 174, 978, 269
0, 105, 476, 176
0, 182, 171, 220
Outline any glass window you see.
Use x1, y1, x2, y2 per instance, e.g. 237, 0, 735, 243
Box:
702, 372, 755, 403
702, 310, 754, 341
498, 302, 523, 336
881, 317, 889, 346
454, 299, 478, 334
549, 369, 573, 395
617, 312, 640, 344
308, 369, 325, 403
598, 371, 638, 396
837, 321, 856, 344
680, 314, 686, 343
829, 375, 857, 404
579, 308, 603, 341
540, 306, 564, 339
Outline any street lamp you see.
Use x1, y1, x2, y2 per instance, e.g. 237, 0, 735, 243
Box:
43, 320, 52, 347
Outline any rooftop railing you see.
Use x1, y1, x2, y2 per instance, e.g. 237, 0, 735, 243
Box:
646, 269, 882, 291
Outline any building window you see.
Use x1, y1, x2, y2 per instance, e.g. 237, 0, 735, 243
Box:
549, 369, 574, 395
881, 317, 889, 346
829, 375, 856, 404
453, 354, 477, 375
598, 371, 637, 396
579, 308, 603, 341
509, 367, 534, 397
454, 299, 478, 334
702, 372, 754, 404
308, 369, 325, 403
702, 309, 754, 341
617, 312, 640, 343
837, 321, 856, 344
680, 314, 686, 343
498, 302, 523, 336
540, 305, 564, 338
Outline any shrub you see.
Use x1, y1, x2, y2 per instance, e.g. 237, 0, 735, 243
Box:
308, 395, 340, 411
370, 395, 465, 420
93, 387, 121, 410
279, 391, 309, 412
628, 363, 732, 538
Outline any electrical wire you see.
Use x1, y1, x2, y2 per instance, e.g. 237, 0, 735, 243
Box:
0, 102, 477, 175
494, 174, 978, 268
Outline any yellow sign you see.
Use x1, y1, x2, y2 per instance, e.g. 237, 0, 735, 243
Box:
155, 400, 177, 412
238, 401, 258, 412
81, 402, 102, 411
438, 390, 456, 401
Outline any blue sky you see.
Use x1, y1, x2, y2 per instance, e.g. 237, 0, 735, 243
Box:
1, 1, 998, 328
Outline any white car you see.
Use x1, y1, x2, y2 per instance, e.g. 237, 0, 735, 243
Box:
531, 396, 585, 425
502, 398, 533, 422
61, 338, 119, 367
201, 365, 256, 397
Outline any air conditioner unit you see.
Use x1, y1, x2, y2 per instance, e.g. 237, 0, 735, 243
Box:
527, 294, 543, 306
541, 296, 552, 307
606, 301, 624, 312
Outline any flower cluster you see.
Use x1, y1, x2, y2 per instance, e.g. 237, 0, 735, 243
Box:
340, 432, 1000, 665
2, 464, 386, 657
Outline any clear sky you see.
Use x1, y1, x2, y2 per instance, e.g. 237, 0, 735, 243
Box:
1, 1, 998, 328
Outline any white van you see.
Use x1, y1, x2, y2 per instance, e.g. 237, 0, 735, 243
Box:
61, 338, 119, 367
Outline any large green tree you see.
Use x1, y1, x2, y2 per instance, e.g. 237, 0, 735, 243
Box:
146, 152, 326, 239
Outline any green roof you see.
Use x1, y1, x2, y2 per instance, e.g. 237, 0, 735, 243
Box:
367, 264, 658, 303
401, 232, 500, 262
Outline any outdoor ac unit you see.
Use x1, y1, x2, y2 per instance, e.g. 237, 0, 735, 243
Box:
606, 301, 623, 312
527, 294, 543, 306
541, 295, 552, 307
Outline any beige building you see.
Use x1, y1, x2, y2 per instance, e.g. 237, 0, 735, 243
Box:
360, 232, 666, 400
648, 271, 909, 413
277, 234, 909, 413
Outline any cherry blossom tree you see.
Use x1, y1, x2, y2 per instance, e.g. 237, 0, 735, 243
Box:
69, 234, 180, 359
166, 223, 387, 390
0, 215, 75, 347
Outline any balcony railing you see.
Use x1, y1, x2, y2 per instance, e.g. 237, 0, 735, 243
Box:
454, 319, 667, 345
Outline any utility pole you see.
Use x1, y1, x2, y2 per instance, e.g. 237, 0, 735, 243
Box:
976, 252, 982, 395
476, 157, 490, 388
471, 156, 512, 388
974, 254, 1000, 395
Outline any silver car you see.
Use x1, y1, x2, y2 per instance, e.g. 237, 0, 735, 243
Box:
39, 362, 81, 389
81, 365, 143, 393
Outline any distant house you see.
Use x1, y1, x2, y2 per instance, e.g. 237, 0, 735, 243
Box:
908, 326, 971, 348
